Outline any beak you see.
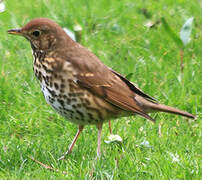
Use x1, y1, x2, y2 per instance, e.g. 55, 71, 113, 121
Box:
7, 28, 22, 35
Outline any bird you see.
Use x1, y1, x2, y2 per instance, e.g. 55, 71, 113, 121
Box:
8, 18, 195, 159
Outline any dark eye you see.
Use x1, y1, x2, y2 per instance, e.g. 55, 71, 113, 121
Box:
32, 30, 40, 37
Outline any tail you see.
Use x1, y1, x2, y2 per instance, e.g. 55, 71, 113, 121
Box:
135, 95, 195, 119
149, 103, 195, 119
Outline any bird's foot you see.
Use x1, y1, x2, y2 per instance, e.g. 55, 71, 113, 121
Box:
57, 151, 71, 160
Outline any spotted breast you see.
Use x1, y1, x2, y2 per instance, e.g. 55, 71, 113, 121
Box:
32, 50, 122, 125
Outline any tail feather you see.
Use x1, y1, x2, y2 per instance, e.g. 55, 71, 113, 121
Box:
149, 103, 195, 119
135, 95, 195, 119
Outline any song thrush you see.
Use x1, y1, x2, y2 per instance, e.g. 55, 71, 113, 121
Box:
8, 18, 195, 159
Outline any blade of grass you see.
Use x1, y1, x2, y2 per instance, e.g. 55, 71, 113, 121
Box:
161, 17, 183, 48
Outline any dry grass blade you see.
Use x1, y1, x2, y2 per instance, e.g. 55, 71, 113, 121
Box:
28, 156, 68, 174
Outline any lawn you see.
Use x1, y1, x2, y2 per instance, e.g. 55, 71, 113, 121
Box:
0, 0, 201, 179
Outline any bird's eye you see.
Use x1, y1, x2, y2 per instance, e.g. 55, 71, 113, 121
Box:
32, 30, 40, 37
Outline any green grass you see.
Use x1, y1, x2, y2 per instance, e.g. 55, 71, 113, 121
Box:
0, 0, 201, 179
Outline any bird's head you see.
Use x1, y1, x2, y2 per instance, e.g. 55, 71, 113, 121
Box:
8, 18, 73, 51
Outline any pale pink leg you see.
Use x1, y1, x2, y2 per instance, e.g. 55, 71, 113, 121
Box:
58, 125, 84, 160
96, 123, 103, 157
108, 120, 112, 134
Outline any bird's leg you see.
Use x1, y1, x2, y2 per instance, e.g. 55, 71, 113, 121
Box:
68, 125, 84, 153
108, 120, 112, 134
58, 125, 84, 160
96, 122, 103, 158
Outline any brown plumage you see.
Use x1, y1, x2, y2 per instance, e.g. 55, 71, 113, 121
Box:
8, 18, 195, 159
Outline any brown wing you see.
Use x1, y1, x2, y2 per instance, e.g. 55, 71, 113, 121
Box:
111, 70, 157, 103
65, 45, 155, 122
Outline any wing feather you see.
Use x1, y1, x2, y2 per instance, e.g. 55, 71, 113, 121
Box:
64, 45, 155, 122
